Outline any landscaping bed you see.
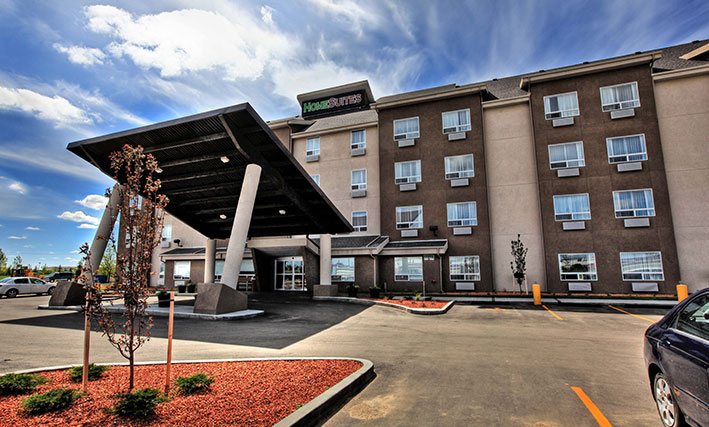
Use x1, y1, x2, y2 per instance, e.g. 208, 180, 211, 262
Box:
366, 298, 448, 309
0, 360, 362, 426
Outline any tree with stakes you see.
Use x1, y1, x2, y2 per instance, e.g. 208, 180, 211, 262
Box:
510, 234, 528, 293
79, 144, 168, 391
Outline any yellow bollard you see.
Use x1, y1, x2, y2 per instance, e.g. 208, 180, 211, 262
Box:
677, 284, 688, 302
532, 283, 542, 306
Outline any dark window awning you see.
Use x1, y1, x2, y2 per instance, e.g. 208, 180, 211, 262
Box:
67, 103, 353, 239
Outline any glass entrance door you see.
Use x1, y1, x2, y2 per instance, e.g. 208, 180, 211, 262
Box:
275, 257, 305, 291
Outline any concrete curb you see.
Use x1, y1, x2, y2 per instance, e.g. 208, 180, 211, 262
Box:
313, 296, 455, 315
7, 357, 375, 426
38, 304, 266, 320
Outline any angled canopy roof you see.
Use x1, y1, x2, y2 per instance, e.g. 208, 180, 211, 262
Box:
67, 103, 353, 239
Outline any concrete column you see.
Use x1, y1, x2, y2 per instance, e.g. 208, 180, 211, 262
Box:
319, 234, 332, 285
221, 164, 261, 288
85, 184, 121, 280
204, 239, 216, 283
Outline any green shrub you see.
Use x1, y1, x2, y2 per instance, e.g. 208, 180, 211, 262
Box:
0, 373, 47, 396
414, 292, 422, 301
69, 364, 109, 382
113, 388, 166, 418
22, 388, 80, 415
175, 373, 214, 395
403, 295, 413, 300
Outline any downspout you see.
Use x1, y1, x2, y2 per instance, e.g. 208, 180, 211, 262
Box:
438, 248, 444, 294
368, 247, 377, 289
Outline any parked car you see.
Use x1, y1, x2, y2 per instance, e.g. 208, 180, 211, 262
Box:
44, 271, 74, 282
0, 277, 56, 298
644, 288, 709, 427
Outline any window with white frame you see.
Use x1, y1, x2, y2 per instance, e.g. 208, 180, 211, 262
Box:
548, 141, 585, 169
214, 259, 254, 283
331, 257, 355, 282
444, 154, 474, 179
543, 92, 579, 119
394, 160, 421, 184
352, 211, 368, 232
620, 252, 664, 281
351, 169, 367, 190
442, 109, 471, 133
600, 82, 640, 111
553, 194, 591, 221
450, 256, 481, 281
161, 223, 172, 242
395, 256, 423, 281
393, 117, 420, 140
396, 205, 423, 229
306, 137, 320, 156
351, 130, 366, 150
613, 189, 655, 218
173, 261, 191, 280
447, 202, 477, 227
606, 134, 647, 164
310, 174, 320, 186
558, 253, 598, 281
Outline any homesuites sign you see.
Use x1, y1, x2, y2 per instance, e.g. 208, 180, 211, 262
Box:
301, 90, 367, 118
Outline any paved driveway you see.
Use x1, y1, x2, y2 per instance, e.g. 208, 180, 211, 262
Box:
0, 294, 667, 426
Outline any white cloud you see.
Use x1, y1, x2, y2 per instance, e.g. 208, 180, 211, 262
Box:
271, 61, 369, 104
78, 223, 98, 229
8, 235, 26, 240
0, 85, 92, 126
58, 210, 100, 226
25, 226, 40, 231
75, 194, 108, 210
53, 43, 107, 66
306, 0, 380, 37
7, 180, 26, 194
23, 244, 34, 248
260, 5, 274, 25
0, 146, 111, 184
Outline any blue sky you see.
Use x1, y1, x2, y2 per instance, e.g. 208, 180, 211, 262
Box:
0, 0, 707, 267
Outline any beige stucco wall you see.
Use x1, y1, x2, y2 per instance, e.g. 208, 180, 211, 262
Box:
150, 213, 208, 286
483, 100, 547, 291
293, 124, 381, 235
654, 69, 709, 292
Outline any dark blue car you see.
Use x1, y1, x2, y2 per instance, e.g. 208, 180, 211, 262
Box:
644, 287, 709, 427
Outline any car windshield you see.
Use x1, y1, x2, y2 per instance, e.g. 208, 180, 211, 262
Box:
0, 278, 12, 283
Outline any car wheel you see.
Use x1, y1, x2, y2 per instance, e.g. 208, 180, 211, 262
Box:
47, 287, 55, 295
654, 372, 686, 427
5, 289, 18, 298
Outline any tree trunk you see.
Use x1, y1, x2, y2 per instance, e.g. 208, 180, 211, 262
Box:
129, 350, 134, 391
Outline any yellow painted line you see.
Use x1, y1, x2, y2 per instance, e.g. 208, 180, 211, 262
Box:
570, 386, 612, 427
607, 305, 655, 323
542, 304, 563, 320
494, 307, 507, 311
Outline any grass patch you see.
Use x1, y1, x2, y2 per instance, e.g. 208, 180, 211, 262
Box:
69, 364, 109, 383
175, 373, 214, 395
22, 388, 81, 415
0, 373, 47, 396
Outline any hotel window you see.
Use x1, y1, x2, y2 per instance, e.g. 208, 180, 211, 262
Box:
558, 253, 598, 281
310, 174, 320, 186
600, 82, 640, 111
395, 256, 423, 281
442, 109, 471, 133
396, 205, 423, 229
331, 257, 355, 282
306, 137, 320, 156
351, 130, 366, 150
352, 211, 368, 232
173, 261, 191, 280
606, 134, 647, 164
548, 141, 585, 169
161, 223, 172, 242
214, 259, 254, 283
620, 252, 664, 281
447, 202, 477, 227
393, 117, 420, 140
450, 256, 481, 281
351, 169, 367, 191
394, 160, 422, 184
444, 154, 474, 179
613, 189, 655, 218
553, 194, 591, 221
543, 92, 579, 119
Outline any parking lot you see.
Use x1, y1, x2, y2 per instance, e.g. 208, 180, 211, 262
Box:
0, 294, 667, 426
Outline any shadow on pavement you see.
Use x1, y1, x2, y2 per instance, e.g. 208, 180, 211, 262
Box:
474, 303, 670, 316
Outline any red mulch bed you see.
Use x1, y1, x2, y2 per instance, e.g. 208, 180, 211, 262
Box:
0, 360, 362, 426
368, 298, 448, 309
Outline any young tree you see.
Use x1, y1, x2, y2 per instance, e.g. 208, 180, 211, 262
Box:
510, 234, 528, 293
0, 248, 6, 272
12, 255, 23, 268
98, 244, 117, 281
82, 144, 168, 391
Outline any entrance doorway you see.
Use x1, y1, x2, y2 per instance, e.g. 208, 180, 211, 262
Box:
275, 257, 305, 291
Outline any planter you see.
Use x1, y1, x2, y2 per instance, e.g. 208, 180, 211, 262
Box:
186, 284, 196, 293
157, 294, 170, 308
347, 287, 359, 298
177, 285, 187, 293
369, 288, 381, 299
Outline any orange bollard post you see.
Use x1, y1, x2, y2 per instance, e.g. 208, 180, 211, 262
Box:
677, 284, 688, 302
532, 283, 542, 306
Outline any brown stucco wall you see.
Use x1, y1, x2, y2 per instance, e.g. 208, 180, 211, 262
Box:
377, 93, 493, 291
530, 64, 680, 293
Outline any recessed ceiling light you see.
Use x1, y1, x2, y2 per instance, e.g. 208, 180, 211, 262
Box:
278, 209, 286, 215
220, 156, 230, 163
219, 214, 227, 219
156, 167, 163, 173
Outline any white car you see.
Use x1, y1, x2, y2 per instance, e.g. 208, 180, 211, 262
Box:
0, 277, 55, 298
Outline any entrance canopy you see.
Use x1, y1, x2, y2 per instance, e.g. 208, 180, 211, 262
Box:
68, 103, 353, 239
